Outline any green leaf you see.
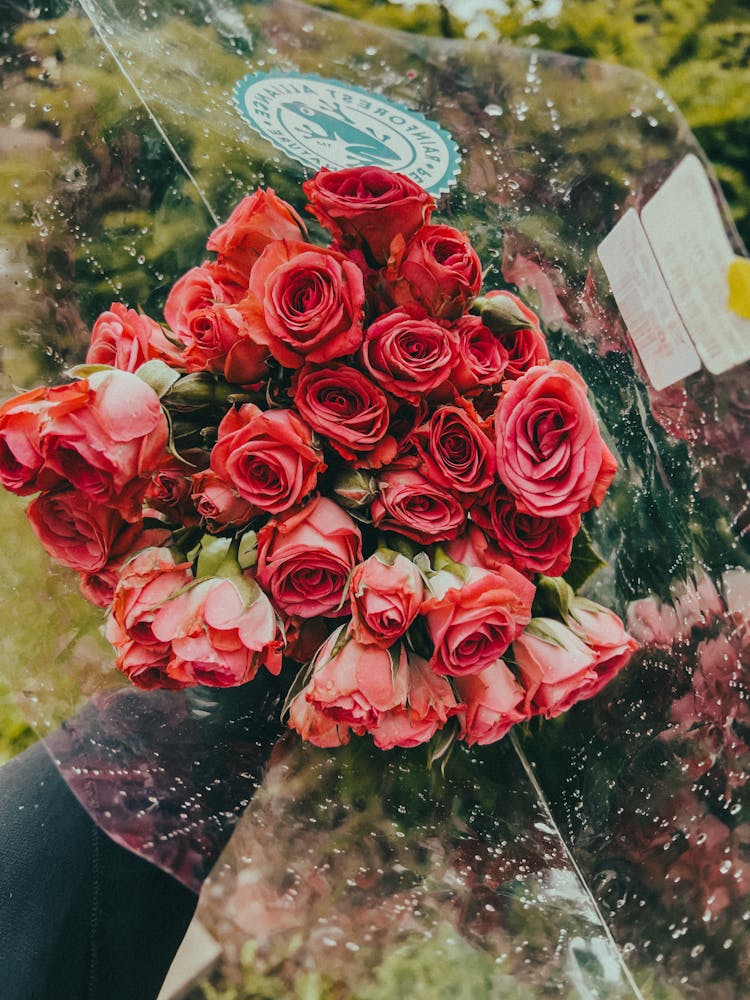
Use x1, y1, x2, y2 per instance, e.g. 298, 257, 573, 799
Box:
237, 529, 258, 570
195, 535, 233, 578
65, 363, 115, 380
134, 359, 182, 398
563, 526, 606, 591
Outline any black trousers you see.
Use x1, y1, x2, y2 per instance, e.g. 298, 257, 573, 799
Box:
0, 741, 198, 1000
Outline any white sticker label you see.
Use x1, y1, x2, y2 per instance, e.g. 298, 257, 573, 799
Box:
640, 154, 750, 375
597, 209, 701, 390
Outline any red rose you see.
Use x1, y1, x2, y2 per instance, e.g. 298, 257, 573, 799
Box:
293, 363, 395, 466
78, 525, 172, 609
206, 188, 306, 279
422, 564, 535, 677
361, 307, 460, 403
105, 547, 195, 690
256, 497, 362, 618
86, 303, 184, 372
371, 469, 465, 543
26, 488, 142, 573
348, 549, 425, 647
146, 451, 207, 526
302, 166, 435, 265
210, 404, 325, 514
239, 241, 365, 369
33, 370, 167, 517
472, 482, 581, 577
455, 660, 528, 746
191, 469, 256, 533
164, 264, 268, 383
484, 290, 549, 379
151, 575, 283, 687
495, 360, 617, 518
450, 314, 508, 394
387, 224, 482, 320
413, 404, 495, 497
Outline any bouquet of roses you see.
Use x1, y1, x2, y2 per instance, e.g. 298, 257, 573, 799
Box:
0, 166, 635, 754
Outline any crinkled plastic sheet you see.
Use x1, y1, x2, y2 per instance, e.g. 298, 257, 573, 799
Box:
1, 0, 748, 995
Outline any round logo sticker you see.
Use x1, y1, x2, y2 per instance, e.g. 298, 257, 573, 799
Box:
234, 71, 460, 196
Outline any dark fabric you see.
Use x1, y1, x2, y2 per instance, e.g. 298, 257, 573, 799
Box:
0, 741, 198, 1000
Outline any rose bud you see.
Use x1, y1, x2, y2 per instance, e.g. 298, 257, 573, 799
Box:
333, 468, 379, 510
455, 659, 529, 746
302, 166, 435, 266
413, 404, 495, 497
479, 290, 550, 380
287, 689, 351, 748
348, 549, 425, 647
450, 314, 509, 394
563, 597, 637, 701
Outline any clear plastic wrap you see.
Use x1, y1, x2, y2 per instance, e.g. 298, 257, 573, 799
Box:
1, 1, 747, 995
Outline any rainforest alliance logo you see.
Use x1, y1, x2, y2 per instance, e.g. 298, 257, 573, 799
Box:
234, 72, 460, 196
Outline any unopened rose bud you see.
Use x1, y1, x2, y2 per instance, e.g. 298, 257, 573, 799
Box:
162, 372, 236, 412
472, 293, 536, 334
333, 469, 378, 510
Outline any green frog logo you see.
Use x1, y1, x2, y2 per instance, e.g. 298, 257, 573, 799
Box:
234, 72, 460, 196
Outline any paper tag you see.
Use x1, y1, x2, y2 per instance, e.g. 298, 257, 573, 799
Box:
640, 154, 750, 375
597, 209, 701, 390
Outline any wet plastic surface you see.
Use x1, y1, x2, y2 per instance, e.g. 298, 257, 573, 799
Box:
1, 2, 748, 995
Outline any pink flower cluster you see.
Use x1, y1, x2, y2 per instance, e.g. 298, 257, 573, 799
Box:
0, 166, 633, 752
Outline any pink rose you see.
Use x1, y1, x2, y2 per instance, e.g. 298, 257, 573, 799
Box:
78, 525, 172, 609
472, 482, 580, 577
387, 224, 482, 320
293, 363, 396, 466
239, 241, 365, 369
455, 660, 528, 745
86, 302, 184, 372
106, 547, 194, 689
483, 290, 549, 380
563, 597, 637, 700
450, 314, 508, 394
413, 404, 495, 497
26, 488, 142, 573
348, 550, 424, 647
256, 497, 362, 618
302, 166, 435, 265
443, 523, 509, 573
206, 188, 306, 279
299, 632, 459, 750
210, 404, 325, 514
371, 469, 465, 543
287, 690, 351, 748
495, 360, 617, 518
361, 307, 460, 403
37, 370, 168, 517
191, 469, 256, 533
423, 565, 535, 677
164, 264, 269, 383
0, 384, 74, 496
513, 610, 634, 719
151, 575, 282, 687
304, 630, 409, 731
366, 653, 461, 751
